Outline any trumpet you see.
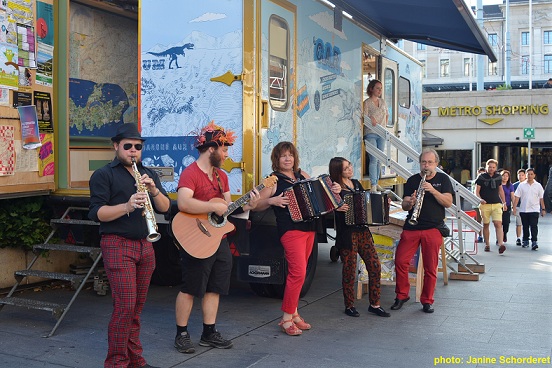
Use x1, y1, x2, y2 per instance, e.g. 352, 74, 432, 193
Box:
131, 157, 161, 242
408, 170, 428, 226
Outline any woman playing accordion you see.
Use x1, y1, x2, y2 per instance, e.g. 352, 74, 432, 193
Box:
329, 157, 390, 318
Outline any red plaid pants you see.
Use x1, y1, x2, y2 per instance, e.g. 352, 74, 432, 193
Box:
101, 235, 156, 368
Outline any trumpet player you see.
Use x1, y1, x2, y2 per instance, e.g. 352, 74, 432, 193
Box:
391, 148, 453, 314
89, 123, 169, 368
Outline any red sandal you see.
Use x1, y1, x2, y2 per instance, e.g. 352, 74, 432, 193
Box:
292, 313, 311, 330
278, 319, 302, 336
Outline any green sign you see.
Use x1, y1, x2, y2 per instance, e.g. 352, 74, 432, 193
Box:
523, 128, 535, 139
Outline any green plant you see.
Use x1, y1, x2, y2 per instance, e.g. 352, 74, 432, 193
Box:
496, 84, 512, 90
0, 197, 52, 250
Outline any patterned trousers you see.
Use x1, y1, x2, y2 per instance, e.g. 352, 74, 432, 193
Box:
340, 231, 381, 308
101, 235, 156, 368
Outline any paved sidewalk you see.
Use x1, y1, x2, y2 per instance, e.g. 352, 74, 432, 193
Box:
1, 215, 551, 368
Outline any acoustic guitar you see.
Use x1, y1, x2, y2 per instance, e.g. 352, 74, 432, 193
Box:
171, 175, 278, 259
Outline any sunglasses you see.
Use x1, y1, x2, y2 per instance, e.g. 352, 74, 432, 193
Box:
122, 143, 143, 151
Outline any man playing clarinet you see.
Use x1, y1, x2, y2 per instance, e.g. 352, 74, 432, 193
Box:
390, 148, 453, 313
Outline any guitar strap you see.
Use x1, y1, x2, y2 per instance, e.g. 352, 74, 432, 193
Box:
213, 169, 225, 196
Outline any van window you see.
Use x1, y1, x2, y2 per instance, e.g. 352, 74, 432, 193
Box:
269, 16, 289, 111
398, 76, 411, 109
383, 68, 395, 127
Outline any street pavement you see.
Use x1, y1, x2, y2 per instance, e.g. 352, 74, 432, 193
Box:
1, 215, 551, 368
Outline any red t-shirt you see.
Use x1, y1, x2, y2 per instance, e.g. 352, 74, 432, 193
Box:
177, 161, 229, 201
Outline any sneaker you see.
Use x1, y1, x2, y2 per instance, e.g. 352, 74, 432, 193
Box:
531, 242, 538, 251
498, 244, 506, 254
370, 185, 378, 193
199, 331, 233, 349
477, 236, 484, 243
503, 234, 507, 242
522, 240, 529, 248
516, 238, 521, 246
174, 332, 195, 354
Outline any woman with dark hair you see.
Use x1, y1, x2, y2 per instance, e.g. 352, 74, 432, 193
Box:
500, 169, 515, 243
363, 79, 388, 192
255, 142, 341, 336
329, 157, 390, 318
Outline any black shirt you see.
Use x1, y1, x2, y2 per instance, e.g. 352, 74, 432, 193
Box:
403, 172, 453, 230
476, 172, 502, 204
271, 171, 317, 239
89, 157, 168, 240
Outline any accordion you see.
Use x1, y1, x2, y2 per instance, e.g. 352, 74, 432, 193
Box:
343, 191, 389, 226
284, 174, 343, 222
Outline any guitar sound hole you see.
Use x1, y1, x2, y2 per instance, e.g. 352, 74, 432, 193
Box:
210, 213, 224, 225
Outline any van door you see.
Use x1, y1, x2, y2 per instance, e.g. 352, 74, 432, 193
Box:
257, 0, 296, 177
379, 56, 399, 179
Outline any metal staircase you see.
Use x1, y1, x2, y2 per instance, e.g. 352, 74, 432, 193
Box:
365, 124, 484, 279
0, 207, 102, 337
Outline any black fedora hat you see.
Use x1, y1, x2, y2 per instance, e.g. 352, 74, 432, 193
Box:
111, 123, 145, 142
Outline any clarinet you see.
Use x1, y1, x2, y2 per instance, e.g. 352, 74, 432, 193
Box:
408, 170, 429, 226
131, 157, 161, 242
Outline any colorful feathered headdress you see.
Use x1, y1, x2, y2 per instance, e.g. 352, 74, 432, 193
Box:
193, 121, 236, 149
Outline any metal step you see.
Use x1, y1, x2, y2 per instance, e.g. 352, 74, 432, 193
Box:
33, 243, 100, 258
0, 297, 65, 319
50, 218, 99, 226
14, 270, 84, 288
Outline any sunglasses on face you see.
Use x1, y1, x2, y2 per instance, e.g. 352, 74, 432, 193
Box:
123, 143, 143, 151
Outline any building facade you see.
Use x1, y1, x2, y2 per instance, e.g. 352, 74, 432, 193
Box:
402, 0, 552, 91
399, 0, 551, 183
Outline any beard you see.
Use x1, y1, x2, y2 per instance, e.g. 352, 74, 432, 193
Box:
209, 150, 222, 168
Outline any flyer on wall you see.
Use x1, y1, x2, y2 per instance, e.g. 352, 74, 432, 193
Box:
17, 104, 42, 149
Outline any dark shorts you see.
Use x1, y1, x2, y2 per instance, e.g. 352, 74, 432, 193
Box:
179, 238, 232, 298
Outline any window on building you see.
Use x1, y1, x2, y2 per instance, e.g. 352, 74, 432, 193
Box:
544, 31, 552, 45
521, 32, 529, 46
488, 33, 498, 46
544, 54, 552, 74
417, 43, 426, 50
440, 59, 450, 77
521, 55, 529, 75
464, 58, 471, 77
488, 61, 497, 76
268, 15, 289, 111
419, 59, 426, 78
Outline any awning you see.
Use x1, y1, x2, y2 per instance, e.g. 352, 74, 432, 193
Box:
330, 0, 497, 62
422, 131, 444, 147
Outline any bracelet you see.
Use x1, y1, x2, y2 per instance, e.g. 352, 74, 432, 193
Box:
151, 189, 160, 197
124, 202, 130, 217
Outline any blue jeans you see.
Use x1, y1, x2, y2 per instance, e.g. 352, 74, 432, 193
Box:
364, 133, 385, 186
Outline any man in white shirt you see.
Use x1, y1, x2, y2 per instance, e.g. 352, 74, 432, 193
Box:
512, 168, 546, 250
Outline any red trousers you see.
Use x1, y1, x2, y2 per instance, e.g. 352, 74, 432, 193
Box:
101, 235, 156, 368
394, 228, 441, 305
280, 230, 315, 314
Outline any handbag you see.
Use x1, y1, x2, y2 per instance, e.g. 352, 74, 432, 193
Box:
436, 222, 450, 237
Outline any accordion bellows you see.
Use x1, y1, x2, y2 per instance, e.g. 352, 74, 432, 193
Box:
284, 174, 343, 222
343, 191, 390, 226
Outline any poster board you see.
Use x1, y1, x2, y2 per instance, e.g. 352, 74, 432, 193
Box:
0, 0, 55, 198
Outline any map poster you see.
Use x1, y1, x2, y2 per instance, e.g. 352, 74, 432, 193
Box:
17, 104, 41, 149
38, 132, 53, 176
34, 90, 53, 132
0, 124, 15, 175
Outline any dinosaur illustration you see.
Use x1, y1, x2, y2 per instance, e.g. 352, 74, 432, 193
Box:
147, 43, 194, 69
